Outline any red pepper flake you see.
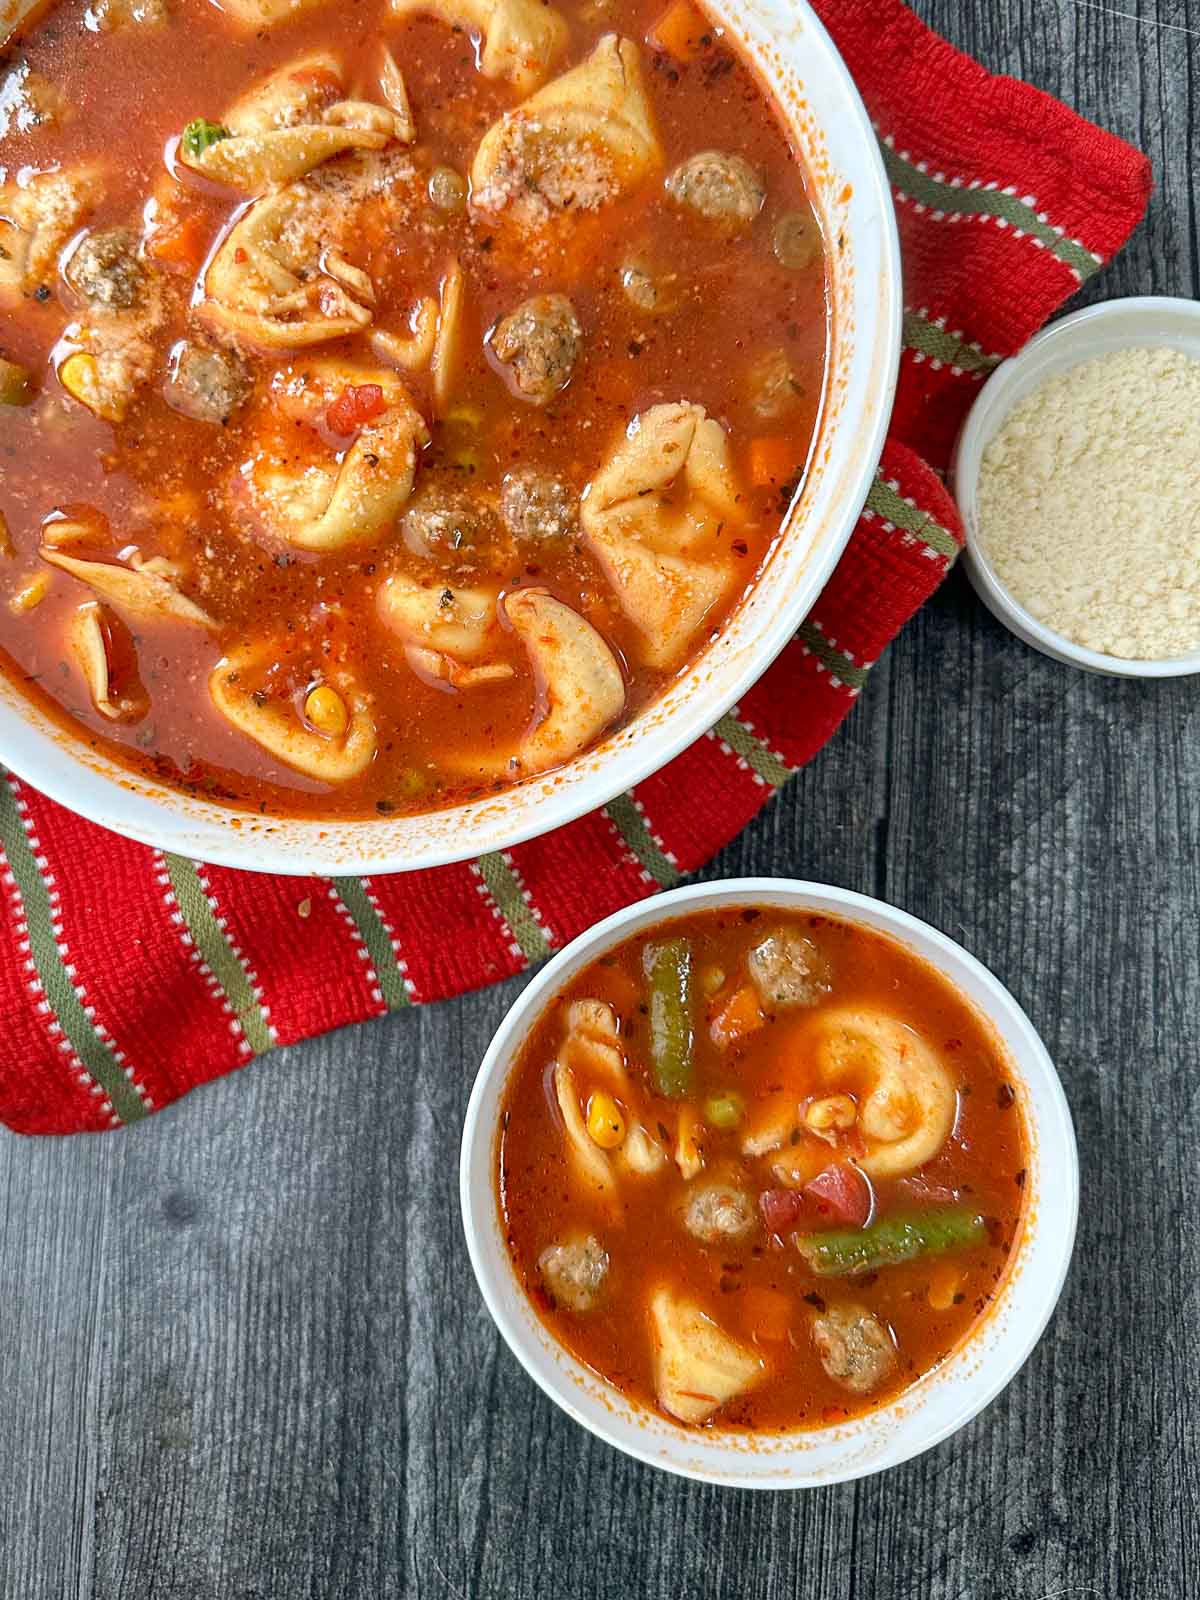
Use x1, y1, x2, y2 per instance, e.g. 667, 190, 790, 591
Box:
326, 383, 386, 436
233, 247, 247, 264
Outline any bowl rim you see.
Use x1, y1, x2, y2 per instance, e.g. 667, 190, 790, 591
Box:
459, 876, 1080, 1488
0, 0, 903, 875
954, 294, 1200, 680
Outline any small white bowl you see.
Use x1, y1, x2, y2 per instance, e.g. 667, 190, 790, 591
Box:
954, 296, 1200, 678
459, 878, 1079, 1488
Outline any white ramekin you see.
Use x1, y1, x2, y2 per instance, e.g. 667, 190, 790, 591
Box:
0, 0, 901, 874
460, 878, 1079, 1488
954, 296, 1200, 679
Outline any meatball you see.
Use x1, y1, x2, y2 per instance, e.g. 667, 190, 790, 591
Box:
619, 261, 680, 316
665, 151, 765, 231
489, 294, 581, 405
162, 342, 248, 424
401, 484, 496, 561
537, 1233, 609, 1311
811, 1303, 896, 1394
748, 349, 802, 421
747, 929, 830, 1010
773, 207, 821, 271
500, 467, 577, 542
65, 228, 144, 310
683, 1182, 756, 1245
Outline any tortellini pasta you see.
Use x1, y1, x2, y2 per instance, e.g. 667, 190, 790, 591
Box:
243, 361, 429, 551
376, 575, 514, 687
201, 184, 375, 349
390, 0, 567, 90
552, 1000, 666, 1203
812, 1009, 957, 1179
0, 166, 103, 302
40, 548, 217, 629
378, 582, 623, 776
376, 49, 416, 143
224, 52, 345, 134
501, 588, 624, 775
69, 602, 148, 722
471, 34, 661, 228
429, 259, 465, 414
580, 401, 741, 668
185, 56, 412, 193
209, 647, 377, 782
57, 316, 161, 423
648, 1287, 763, 1425
186, 121, 389, 193
369, 298, 439, 372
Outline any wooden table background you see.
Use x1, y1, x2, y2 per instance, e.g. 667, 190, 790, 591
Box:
2, 2, 1197, 1595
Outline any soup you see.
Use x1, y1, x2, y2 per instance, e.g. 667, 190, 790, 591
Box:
0, 0, 827, 819
497, 909, 1029, 1431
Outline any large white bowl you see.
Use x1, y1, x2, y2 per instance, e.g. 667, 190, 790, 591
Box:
460, 879, 1079, 1488
0, 3, 900, 874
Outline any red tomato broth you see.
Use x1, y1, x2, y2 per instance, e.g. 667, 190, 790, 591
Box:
0, 0, 828, 818
497, 909, 1030, 1432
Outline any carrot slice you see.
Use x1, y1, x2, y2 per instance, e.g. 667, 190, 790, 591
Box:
648, 0, 710, 61
748, 435, 800, 488
147, 212, 208, 273
709, 982, 763, 1049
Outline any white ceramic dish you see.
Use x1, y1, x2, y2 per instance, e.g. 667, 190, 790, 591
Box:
954, 295, 1200, 679
460, 878, 1079, 1488
0, 0, 901, 875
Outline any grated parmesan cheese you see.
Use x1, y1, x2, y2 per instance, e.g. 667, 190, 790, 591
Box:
974, 345, 1200, 659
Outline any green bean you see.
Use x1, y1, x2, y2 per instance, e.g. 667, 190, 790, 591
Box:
796, 1207, 987, 1277
646, 937, 693, 1097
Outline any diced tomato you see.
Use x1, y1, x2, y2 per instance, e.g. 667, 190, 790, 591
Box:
326, 383, 386, 436
803, 1163, 872, 1227
758, 1187, 805, 1236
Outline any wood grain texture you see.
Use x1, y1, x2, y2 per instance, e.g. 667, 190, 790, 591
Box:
1, 2, 1197, 1595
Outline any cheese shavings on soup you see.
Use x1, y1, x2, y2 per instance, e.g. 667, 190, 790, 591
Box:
0, 0, 827, 818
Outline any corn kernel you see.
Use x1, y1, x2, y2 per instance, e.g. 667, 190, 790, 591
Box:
805, 1093, 857, 1134
304, 683, 349, 738
9, 572, 50, 613
58, 351, 98, 406
586, 1091, 626, 1149
698, 963, 726, 996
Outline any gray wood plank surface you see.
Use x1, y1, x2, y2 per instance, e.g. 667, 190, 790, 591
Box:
1, 2, 1197, 1595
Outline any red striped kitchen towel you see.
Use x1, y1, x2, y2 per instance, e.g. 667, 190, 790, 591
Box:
0, 0, 1151, 1132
